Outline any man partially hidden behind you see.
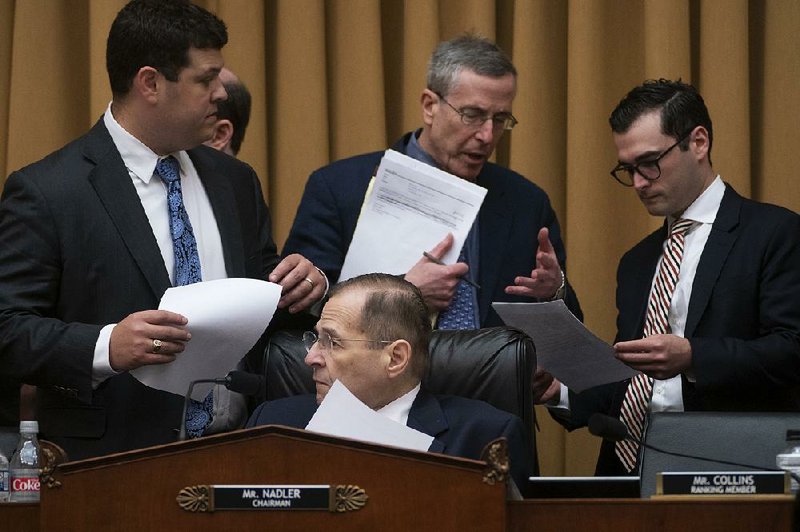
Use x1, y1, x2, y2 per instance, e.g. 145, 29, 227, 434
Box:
0, 0, 326, 460
204, 67, 251, 157
247, 273, 535, 489
283, 34, 582, 329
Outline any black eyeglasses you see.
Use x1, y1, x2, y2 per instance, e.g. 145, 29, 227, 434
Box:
435, 92, 518, 131
609, 128, 695, 186
302, 331, 392, 353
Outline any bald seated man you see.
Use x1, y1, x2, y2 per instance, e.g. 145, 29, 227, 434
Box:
247, 273, 535, 489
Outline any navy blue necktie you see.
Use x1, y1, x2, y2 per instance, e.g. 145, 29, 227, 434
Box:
155, 156, 211, 438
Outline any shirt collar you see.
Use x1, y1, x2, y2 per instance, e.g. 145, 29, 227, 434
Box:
406, 129, 439, 168
103, 103, 189, 183
377, 383, 421, 425
670, 174, 725, 226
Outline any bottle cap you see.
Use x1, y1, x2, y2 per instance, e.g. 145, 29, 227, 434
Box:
786, 429, 800, 441
19, 420, 38, 433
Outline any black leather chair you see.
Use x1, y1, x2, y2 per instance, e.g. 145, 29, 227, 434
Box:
640, 412, 800, 497
261, 326, 537, 471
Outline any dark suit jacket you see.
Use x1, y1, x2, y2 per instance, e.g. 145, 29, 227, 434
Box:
0, 377, 20, 427
0, 119, 281, 460
246, 390, 536, 489
563, 184, 800, 475
282, 131, 582, 326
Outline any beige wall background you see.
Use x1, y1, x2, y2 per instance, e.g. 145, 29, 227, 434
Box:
1, 0, 798, 475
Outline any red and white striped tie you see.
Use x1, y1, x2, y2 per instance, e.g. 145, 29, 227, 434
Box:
616, 218, 694, 472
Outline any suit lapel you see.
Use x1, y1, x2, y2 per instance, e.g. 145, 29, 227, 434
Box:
187, 147, 246, 277
407, 389, 447, 453
477, 171, 510, 323
685, 185, 741, 336
84, 121, 171, 299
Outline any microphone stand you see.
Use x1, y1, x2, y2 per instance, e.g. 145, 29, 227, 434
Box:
177, 377, 227, 442
177, 371, 264, 442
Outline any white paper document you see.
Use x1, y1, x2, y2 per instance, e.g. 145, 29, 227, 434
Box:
339, 149, 487, 281
492, 301, 638, 392
305, 380, 435, 452
131, 278, 281, 400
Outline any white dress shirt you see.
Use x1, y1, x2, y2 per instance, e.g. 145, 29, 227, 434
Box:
92, 104, 227, 386
648, 175, 724, 411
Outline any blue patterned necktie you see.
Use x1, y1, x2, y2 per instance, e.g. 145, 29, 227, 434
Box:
156, 157, 202, 286
155, 156, 211, 438
437, 246, 478, 330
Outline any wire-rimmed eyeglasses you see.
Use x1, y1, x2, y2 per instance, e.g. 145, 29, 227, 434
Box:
302, 331, 392, 353
435, 92, 518, 131
609, 128, 695, 186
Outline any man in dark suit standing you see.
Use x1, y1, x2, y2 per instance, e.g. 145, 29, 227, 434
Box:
247, 273, 535, 489
0, 0, 326, 460
282, 34, 582, 329
539, 79, 800, 475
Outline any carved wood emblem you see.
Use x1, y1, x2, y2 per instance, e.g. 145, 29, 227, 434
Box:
176, 485, 213, 512
481, 438, 510, 485
332, 484, 369, 512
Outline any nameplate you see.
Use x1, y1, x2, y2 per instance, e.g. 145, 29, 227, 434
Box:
656, 471, 788, 496
176, 484, 369, 513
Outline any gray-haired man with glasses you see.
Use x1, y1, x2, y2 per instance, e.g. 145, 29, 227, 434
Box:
283, 34, 582, 329
538, 79, 800, 476
247, 273, 535, 489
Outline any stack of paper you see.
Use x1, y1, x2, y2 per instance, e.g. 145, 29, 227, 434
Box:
340, 149, 487, 280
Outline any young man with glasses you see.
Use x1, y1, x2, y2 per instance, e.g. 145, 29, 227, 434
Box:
283, 34, 582, 329
247, 273, 535, 489
539, 79, 800, 476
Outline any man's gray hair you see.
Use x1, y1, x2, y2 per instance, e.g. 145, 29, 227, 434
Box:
427, 34, 517, 96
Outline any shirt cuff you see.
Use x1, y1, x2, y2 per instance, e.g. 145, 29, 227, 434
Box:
545, 382, 571, 410
548, 269, 566, 301
315, 267, 330, 299
92, 323, 120, 389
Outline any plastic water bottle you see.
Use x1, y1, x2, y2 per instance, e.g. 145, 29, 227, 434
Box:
9, 421, 40, 502
0, 447, 8, 502
776, 429, 800, 494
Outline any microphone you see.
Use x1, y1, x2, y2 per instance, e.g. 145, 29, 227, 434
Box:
588, 413, 630, 443
178, 371, 265, 441
587, 413, 797, 478
224, 370, 264, 396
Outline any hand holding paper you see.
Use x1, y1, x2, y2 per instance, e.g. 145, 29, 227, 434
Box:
613, 334, 693, 380
131, 278, 282, 400
533, 367, 561, 404
493, 301, 637, 392
405, 234, 468, 311
268, 253, 326, 313
109, 309, 191, 372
